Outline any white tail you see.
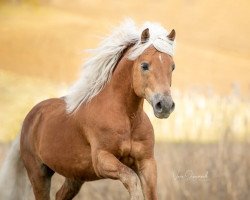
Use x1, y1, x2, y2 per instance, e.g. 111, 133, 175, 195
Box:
0, 135, 31, 200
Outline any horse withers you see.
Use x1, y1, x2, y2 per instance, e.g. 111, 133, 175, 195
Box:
0, 20, 176, 200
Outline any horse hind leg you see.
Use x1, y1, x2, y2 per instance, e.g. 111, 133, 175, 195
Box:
55, 178, 83, 200
23, 155, 54, 200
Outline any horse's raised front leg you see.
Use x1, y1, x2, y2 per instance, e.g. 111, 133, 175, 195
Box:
93, 150, 142, 200
136, 158, 158, 200
55, 178, 83, 200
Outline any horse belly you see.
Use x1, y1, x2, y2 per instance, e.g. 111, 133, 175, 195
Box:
41, 142, 99, 181
38, 121, 97, 180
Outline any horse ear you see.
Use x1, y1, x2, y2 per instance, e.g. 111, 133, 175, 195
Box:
141, 28, 150, 43
167, 29, 176, 41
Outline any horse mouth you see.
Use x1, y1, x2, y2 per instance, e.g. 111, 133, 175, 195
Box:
154, 111, 171, 119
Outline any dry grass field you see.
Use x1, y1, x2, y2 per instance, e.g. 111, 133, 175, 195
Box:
0, 0, 250, 199
0, 142, 250, 200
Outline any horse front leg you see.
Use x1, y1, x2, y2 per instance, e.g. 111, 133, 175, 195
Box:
136, 158, 158, 200
93, 150, 142, 200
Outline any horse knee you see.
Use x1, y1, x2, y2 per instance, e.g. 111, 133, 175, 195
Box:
93, 150, 119, 178
93, 150, 142, 198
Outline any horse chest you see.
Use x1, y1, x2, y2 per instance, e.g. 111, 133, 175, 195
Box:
93, 118, 146, 162
118, 139, 131, 157
117, 139, 146, 167
116, 132, 144, 161
117, 139, 134, 167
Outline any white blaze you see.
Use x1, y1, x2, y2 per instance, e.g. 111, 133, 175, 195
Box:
159, 54, 163, 64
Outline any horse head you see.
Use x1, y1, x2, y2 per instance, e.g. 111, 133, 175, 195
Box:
131, 28, 176, 118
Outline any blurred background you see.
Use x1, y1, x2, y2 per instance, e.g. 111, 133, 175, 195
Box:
0, 0, 250, 199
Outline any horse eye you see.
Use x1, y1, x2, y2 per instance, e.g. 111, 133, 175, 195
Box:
141, 62, 149, 71
172, 64, 175, 71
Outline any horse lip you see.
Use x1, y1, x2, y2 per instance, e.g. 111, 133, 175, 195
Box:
154, 111, 170, 119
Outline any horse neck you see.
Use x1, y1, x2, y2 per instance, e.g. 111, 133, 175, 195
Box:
107, 55, 144, 117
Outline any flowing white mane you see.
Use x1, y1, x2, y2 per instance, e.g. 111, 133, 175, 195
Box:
65, 19, 175, 112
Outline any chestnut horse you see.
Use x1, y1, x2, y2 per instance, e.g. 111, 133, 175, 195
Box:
0, 20, 176, 200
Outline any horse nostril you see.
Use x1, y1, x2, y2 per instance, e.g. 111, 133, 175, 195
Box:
155, 101, 163, 111
171, 102, 175, 110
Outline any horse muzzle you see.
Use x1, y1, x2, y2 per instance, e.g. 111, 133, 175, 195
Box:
151, 93, 175, 119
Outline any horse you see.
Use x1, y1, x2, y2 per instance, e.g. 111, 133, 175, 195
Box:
0, 20, 176, 200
